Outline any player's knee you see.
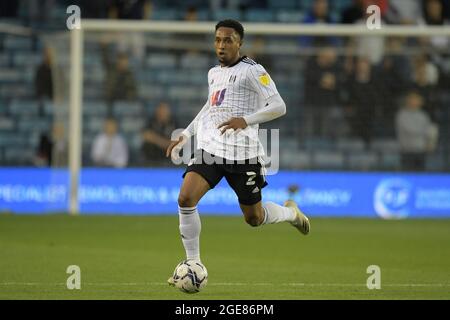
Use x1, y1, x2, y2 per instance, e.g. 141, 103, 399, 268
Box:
245, 214, 263, 227
178, 193, 198, 208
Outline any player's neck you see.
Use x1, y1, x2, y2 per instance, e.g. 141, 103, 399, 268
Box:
221, 55, 241, 68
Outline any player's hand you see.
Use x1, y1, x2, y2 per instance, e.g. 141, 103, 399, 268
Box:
166, 134, 188, 159
218, 117, 248, 135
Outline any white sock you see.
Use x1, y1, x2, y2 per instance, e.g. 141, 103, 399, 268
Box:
262, 201, 296, 224
178, 206, 201, 261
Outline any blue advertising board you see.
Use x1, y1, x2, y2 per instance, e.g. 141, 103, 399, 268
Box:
0, 168, 449, 218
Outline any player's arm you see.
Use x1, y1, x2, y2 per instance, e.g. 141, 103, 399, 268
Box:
218, 64, 285, 134
165, 101, 210, 158
217, 94, 286, 134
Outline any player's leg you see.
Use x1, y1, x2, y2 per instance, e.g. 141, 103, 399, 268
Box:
226, 165, 310, 234
177, 171, 210, 262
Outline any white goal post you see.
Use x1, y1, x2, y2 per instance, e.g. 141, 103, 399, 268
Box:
68, 20, 450, 214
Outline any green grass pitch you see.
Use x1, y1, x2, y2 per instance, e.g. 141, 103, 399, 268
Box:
0, 214, 449, 299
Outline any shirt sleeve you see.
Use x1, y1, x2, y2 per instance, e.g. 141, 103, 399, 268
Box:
247, 64, 279, 101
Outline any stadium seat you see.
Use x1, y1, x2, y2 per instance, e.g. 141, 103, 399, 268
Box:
245, 9, 274, 22
276, 10, 304, 23
9, 99, 39, 116
380, 152, 400, 171
13, 53, 41, 68
84, 117, 105, 134
0, 117, 14, 131
151, 9, 179, 20
347, 152, 379, 171
112, 101, 144, 116
269, 0, 298, 10
0, 68, 22, 83
17, 117, 51, 132
120, 117, 146, 133
146, 54, 177, 69
3, 36, 33, 50
168, 86, 205, 100
4, 148, 33, 165
281, 150, 311, 169
180, 54, 211, 69
370, 139, 400, 153
336, 138, 366, 152
312, 151, 344, 170
83, 101, 108, 116
138, 85, 165, 100
212, 10, 242, 22
303, 137, 334, 151
0, 54, 8, 67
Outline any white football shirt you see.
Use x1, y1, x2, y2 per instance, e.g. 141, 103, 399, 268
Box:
195, 56, 279, 160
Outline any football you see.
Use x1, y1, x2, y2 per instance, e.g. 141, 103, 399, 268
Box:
172, 259, 208, 293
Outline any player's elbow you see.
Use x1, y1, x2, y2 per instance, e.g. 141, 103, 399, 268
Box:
279, 101, 286, 117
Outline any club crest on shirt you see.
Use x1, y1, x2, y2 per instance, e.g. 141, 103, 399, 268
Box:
259, 73, 270, 86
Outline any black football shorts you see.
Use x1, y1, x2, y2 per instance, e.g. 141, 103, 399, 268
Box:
182, 149, 268, 206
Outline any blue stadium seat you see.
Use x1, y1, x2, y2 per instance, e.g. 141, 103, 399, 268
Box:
380, 152, 400, 170
13, 53, 41, 68
336, 138, 366, 152
347, 152, 379, 171
0, 117, 15, 131
120, 117, 146, 133
370, 139, 400, 153
245, 9, 274, 22
0, 68, 22, 83
17, 117, 51, 132
146, 54, 177, 68
113, 101, 144, 116
276, 10, 304, 23
168, 86, 206, 100
212, 9, 242, 22
281, 150, 311, 169
138, 85, 165, 100
0, 133, 27, 147
4, 36, 33, 50
151, 9, 179, 20
312, 151, 344, 170
83, 101, 108, 116
9, 99, 39, 116
180, 54, 211, 69
84, 117, 105, 134
269, 0, 298, 10
0, 54, 10, 67
4, 148, 33, 165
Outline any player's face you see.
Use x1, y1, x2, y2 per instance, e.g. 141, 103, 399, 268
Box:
215, 27, 241, 66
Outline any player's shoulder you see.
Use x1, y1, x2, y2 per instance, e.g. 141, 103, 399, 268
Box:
240, 56, 268, 74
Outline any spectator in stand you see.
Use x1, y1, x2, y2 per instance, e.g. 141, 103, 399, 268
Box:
410, 54, 440, 121
33, 133, 53, 167
300, 0, 340, 47
108, 0, 151, 62
303, 47, 344, 138
141, 102, 178, 166
101, 42, 137, 116
396, 90, 438, 172
421, 0, 449, 46
34, 46, 54, 117
385, 0, 423, 24
345, 56, 380, 147
91, 118, 128, 168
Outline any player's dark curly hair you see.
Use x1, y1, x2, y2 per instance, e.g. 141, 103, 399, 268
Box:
215, 19, 244, 40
